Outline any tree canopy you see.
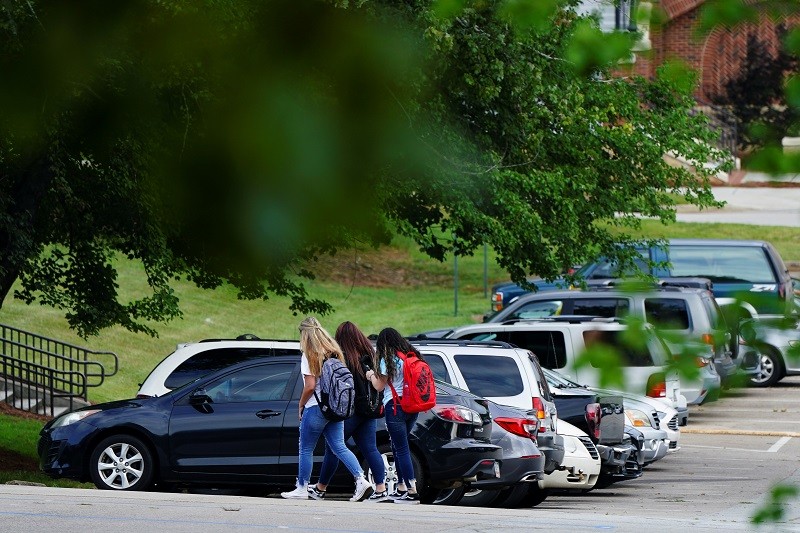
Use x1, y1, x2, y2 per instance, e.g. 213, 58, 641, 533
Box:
0, 0, 730, 337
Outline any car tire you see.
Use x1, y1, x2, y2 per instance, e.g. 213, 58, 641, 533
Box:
459, 488, 502, 507
750, 345, 784, 387
433, 486, 466, 505
491, 483, 531, 508
521, 484, 549, 506
89, 434, 155, 491
373, 443, 429, 503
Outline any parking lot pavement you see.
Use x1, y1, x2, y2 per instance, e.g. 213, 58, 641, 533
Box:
2, 379, 800, 532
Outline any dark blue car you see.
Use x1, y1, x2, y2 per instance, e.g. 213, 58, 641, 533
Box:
38, 356, 502, 503
490, 239, 793, 318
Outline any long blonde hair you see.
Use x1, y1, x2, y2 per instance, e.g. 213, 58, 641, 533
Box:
299, 316, 343, 377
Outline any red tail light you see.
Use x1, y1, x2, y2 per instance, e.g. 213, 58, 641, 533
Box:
647, 376, 667, 398
532, 397, 547, 432
432, 405, 482, 426
495, 417, 540, 439
700, 333, 714, 345
585, 402, 601, 440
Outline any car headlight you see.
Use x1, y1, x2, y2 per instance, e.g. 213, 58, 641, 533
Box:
51, 409, 101, 428
626, 408, 653, 429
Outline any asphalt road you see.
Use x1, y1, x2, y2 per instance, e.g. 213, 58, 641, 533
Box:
675, 187, 800, 227
2, 377, 800, 532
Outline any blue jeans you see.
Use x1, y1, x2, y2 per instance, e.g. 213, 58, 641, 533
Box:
297, 405, 364, 485
384, 400, 418, 487
318, 414, 386, 487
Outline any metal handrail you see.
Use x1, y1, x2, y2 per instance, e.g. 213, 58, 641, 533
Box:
0, 323, 118, 376
1, 355, 87, 418
0, 338, 107, 388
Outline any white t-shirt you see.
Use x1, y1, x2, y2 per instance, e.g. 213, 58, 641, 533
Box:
301, 354, 321, 409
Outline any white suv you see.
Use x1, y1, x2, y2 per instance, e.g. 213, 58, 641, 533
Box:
137, 335, 302, 398
442, 317, 687, 425
410, 339, 601, 491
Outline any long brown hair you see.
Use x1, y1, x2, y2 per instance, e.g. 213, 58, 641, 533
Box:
375, 327, 422, 380
299, 316, 343, 377
335, 321, 375, 378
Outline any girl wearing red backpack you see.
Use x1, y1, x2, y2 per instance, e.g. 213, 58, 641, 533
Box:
366, 327, 427, 504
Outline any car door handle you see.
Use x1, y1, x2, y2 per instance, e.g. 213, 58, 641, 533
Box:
256, 410, 282, 419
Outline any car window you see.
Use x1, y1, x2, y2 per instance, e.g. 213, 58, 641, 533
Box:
274, 348, 303, 357
644, 298, 690, 330
423, 353, 453, 384
506, 330, 568, 369
205, 362, 296, 403
583, 330, 655, 367
700, 294, 726, 330
509, 300, 563, 320
586, 253, 648, 280
526, 352, 554, 401
667, 245, 777, 283
164, 347, 272, 390
572, 298, 629, 317
453, 354, 524, 397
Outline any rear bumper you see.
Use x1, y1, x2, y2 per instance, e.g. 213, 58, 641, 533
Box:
470, 455, 545, 489
537, 433, 565, 475
596, 442, 638, 477
425, 440, 503, 488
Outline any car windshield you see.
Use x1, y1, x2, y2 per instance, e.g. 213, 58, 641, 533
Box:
542, 368, 585, 389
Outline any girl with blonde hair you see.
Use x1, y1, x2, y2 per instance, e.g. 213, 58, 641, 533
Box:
281, 317, 374, 501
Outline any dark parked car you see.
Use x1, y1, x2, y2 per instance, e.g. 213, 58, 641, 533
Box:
39, 357, 502, 503
490, 239, 793, 318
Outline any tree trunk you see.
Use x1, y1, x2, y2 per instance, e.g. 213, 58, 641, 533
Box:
0, 156, 54, 309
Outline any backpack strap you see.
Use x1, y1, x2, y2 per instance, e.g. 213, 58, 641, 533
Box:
387, 351, 408, 415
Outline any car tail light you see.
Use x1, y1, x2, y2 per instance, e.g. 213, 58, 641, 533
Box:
647, 374, 667, 398
700, 333, 715, 346
495, 416, 540, 439
585, 403, 601, 440
432, 405, 483, 426
492, 292, 504, 312
531, 396, 549, 432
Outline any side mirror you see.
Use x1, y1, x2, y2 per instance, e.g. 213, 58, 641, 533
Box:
189, 388, 213, 405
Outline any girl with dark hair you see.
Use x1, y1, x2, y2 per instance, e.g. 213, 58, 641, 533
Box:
365, 327, 423, 504
309, 321, 389, 502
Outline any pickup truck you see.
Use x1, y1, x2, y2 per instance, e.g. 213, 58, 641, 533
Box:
491, 239, 793, 318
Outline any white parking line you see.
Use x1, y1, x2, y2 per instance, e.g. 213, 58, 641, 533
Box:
683, 436, 792, 453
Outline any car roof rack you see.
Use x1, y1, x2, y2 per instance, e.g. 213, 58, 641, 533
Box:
197, 334, 296, 343
407, 338, 516, 349
585, 277, 713, 291
501, 315, 627, 325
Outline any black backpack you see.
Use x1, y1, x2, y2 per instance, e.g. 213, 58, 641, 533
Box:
353, 369, 384, 419
314, 357, 355, 422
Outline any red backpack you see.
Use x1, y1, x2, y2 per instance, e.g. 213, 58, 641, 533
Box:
388, 350, 436, 414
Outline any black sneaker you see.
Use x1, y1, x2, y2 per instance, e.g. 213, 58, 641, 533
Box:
393, 491, 420, 504
365, 490, 389, 503
308, 485, 326, 500
388, 489, 407, 500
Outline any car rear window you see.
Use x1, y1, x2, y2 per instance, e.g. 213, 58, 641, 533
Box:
424, 353, 453, 384
453, 354, 524, 397
164, 347, 272, 390
644, 298, 690, 330
667, 245, 777, 283
582, 330, 655, 367
505, 330, 568, 369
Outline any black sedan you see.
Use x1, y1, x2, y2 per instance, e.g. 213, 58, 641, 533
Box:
38, 357, 502, 503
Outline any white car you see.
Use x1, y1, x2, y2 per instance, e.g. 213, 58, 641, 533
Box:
540, 420, 601, 490
137, 336, 302, 398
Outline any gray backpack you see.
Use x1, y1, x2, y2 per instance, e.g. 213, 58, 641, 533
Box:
314, 357, 355, 421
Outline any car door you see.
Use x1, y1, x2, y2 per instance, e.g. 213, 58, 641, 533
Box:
168, 360, 298, 482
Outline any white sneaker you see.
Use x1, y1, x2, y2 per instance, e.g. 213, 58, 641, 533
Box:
350, 477, 375, 502
281, 484, 309, 499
